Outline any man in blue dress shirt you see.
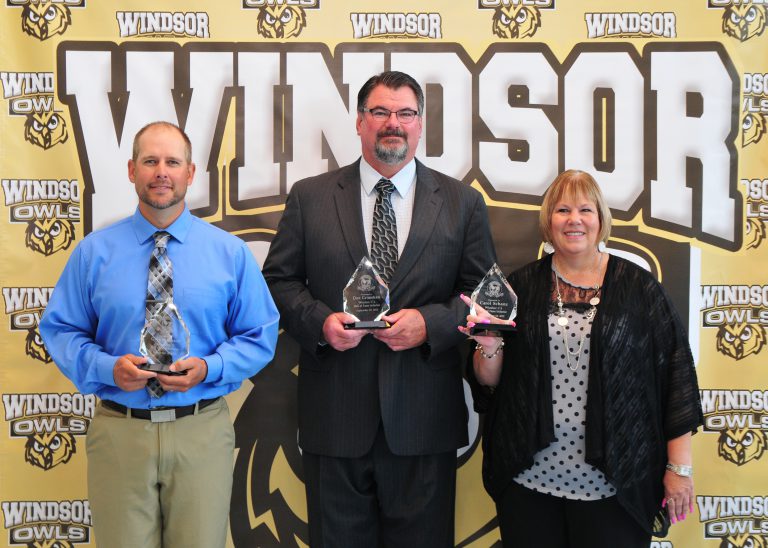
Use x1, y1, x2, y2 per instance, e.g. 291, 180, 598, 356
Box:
40, 121, 279, 547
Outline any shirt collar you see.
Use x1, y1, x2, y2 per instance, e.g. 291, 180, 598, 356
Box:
131, 206, 192, 245
359, 157, 417, 198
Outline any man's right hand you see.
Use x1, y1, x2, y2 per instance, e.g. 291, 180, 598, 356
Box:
322, 312, 369, 351
113, 354, 157, 391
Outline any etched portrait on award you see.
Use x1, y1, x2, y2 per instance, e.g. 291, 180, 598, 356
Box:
469, 263, 517, 336
139, 301, 190, 375
343, 256, 390, 329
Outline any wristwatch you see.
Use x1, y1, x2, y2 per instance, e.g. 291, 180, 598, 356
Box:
666, 463, 693, 477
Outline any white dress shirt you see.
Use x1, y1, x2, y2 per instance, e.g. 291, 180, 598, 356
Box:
359, 157, 417, 259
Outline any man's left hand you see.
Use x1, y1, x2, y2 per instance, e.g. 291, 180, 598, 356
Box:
374, 309, 427, 351
157, 357, 208, 392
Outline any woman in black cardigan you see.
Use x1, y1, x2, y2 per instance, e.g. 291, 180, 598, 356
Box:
459, 170, 703, 547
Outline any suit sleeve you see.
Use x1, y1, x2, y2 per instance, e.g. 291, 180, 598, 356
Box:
417, 189, 496, 357
263, 185, 334, 355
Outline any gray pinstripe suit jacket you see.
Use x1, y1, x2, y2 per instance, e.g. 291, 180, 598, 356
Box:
263, 158, 496, 457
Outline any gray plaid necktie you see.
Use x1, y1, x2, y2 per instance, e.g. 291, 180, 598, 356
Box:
371, 178, 398, 283
144, 231, 172, 398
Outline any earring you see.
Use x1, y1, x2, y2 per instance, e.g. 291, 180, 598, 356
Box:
543, 242, 555, 254
598, 241, 607, 253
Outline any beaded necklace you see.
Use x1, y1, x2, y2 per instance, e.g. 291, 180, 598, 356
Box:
552, 253, 603, 371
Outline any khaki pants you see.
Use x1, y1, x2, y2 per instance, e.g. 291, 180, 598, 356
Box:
86, 398, 234, 548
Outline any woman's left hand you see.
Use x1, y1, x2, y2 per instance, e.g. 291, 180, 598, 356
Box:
663, 470, 694, 524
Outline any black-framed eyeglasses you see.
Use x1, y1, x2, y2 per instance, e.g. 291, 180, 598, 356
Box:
361, 107, 420, 124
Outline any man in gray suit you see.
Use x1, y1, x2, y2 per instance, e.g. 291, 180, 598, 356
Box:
263, 71, 495, 547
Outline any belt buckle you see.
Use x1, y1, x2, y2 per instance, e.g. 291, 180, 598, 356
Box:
150, 409, 176, 423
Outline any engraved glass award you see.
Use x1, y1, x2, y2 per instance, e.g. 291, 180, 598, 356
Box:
139, 301, 190, 375
343, 257, 390, 329
469, 264, 517, 336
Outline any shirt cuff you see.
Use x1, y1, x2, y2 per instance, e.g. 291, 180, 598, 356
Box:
203, 352, 223, 382
315, 340, 331, 357
96, 354, 120, 387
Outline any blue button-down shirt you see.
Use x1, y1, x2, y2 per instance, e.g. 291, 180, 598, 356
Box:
40, 207, 279, 409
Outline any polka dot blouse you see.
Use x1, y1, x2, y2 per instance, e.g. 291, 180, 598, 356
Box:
513, 277, 616, 501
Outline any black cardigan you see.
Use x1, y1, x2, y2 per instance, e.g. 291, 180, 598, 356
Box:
469, 254, 703, 536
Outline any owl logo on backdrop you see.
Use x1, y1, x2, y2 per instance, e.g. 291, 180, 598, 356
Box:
256, 5, 306, 38
701, 285, 768, 360
719, 535, 767, 548
743, 178, 768, 251
746, 218, 767, 249
20, 1, 71, 41
0, 72, 69, 150
24, 431, 76, 470
477, 0, 553, 39
2, 393, 95, 471
6, 0, 85, 41
492, 5, 541, 38
24, 111, 69, 150
708, 1, 768, 42
719, 535, 768, 548
27, 540, 74, 548
715, 322, 766, 361
700, 390, 768, 467
243, 0, 319, 39
1, 499, 92, 545
24, 218, 76, 256
25, 327, 52, 364
742, 113, 766, 147
718, 427, 768, 466
2, 287, 55, 364
2, 179, 80, 257
722, 5, 767, 42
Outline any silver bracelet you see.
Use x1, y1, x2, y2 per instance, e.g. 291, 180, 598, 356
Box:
666, 463, 693, 477
475, 339, 504, 359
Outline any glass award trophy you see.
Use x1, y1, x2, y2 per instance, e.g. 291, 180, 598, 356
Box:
139, 301, 190, 375
469, 264, 517, 336
343, 257, 391, 329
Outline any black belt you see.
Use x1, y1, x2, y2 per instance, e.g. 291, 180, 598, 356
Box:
101, 397, 219, 422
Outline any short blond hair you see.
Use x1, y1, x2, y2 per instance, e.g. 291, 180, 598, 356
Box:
539, 169, 612, 245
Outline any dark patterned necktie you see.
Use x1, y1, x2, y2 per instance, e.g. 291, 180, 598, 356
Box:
371, 178, 398, 283
144, 231, 172, 398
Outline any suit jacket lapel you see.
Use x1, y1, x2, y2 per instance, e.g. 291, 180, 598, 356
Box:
334, 160, 369, 269
389, 159, 443, 292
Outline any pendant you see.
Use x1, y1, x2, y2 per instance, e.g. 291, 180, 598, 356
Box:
557, 316, 569, 326
589, 297, 600, 306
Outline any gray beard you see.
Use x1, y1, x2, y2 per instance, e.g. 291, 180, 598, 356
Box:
374, 141, 408, 165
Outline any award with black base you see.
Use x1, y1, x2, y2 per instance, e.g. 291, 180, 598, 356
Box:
469, 264, 517, 336
343, 257, 390, 329
139, 301, 190, 375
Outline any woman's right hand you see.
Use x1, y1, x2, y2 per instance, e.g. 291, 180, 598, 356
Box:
457, 293, 512, 348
